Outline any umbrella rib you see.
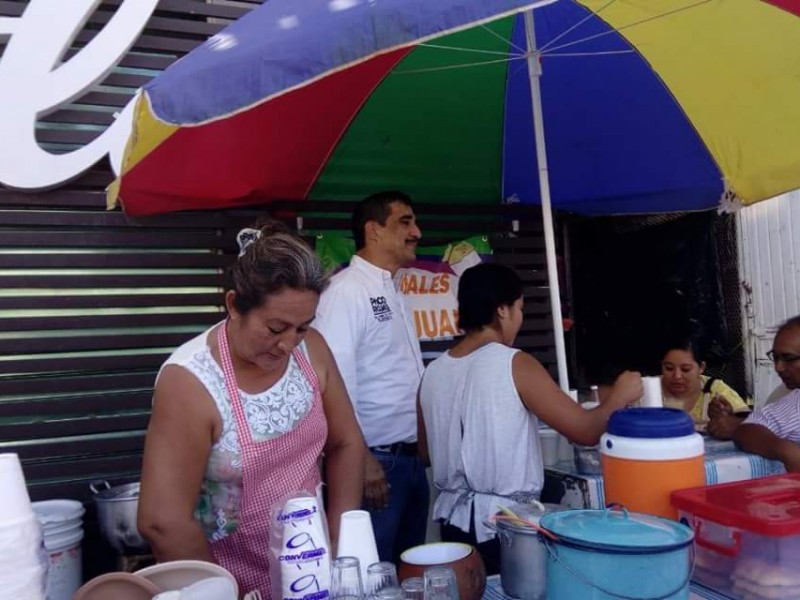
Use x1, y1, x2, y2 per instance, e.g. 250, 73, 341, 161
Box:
419, 17, 528, 58
391, 55, 529, 76
545, 49, 636, 57
478, 22, 527, 54
418, 43, 519, 57
541, 0, 715, 55
538, 0, 621, 53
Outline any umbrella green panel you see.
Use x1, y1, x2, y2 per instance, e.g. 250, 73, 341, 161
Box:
310, 17, 516, 205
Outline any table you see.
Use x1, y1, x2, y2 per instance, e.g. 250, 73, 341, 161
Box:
541, 439, 785, 510
483, 574, 734, 600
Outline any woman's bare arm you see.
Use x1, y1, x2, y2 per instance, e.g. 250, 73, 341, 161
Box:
138, 366, 218, 562
512, 352, 642, 446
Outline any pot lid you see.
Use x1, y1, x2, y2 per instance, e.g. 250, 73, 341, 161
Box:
607, 408, 694, 439
540, 507, 693, 552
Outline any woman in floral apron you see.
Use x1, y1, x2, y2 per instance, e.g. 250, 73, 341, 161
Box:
138, 220, 365, 597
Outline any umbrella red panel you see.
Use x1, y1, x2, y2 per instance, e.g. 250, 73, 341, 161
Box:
120, 49, 411, 216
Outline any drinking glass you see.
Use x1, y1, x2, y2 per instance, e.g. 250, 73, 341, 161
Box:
331, 556, 364, 600
365, 562, 399, 598
374, 587, 404, 600
423, 566, 459, 600
400, 577, 424, 600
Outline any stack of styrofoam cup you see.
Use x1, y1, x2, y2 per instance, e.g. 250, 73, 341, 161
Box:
278, 496, 332, 600
0, 453, 46, 600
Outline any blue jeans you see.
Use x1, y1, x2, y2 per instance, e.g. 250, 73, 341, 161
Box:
366, 448, 429, 563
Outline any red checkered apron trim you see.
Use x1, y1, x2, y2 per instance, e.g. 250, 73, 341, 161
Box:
212, 321, 327, 597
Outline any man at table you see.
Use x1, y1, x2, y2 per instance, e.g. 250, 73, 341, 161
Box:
733, 315, 800, 471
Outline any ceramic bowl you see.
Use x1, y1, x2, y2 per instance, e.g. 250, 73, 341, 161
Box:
73, 572, 160, 600
398, 542, 486, 600
134, 559, 239, 596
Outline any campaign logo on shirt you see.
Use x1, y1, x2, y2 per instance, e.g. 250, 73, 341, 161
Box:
370, 296, 392, 322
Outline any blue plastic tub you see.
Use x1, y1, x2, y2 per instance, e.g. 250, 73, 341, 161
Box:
540, 507, 694, 600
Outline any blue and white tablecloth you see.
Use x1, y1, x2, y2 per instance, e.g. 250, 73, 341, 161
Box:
543, 440, 785, 510
483, 574, 734, 600
702, 439, 785, 484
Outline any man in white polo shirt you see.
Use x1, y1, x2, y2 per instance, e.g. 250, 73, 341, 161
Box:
314, 191, 427, 562
734, 315, 800, 471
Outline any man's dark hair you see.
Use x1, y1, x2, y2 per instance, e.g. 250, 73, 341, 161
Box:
352, 190, 414, 250
457, 263, 524, 332
778, 315, 800, 336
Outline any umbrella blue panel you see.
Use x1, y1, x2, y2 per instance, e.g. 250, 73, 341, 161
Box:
503, 4, 723, 214
146, 0, 546, 124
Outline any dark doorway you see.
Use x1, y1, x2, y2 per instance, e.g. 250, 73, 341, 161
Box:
567, 211, 745, 393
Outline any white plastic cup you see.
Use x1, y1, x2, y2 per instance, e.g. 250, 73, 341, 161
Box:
337, 510, 379, 582
0, 518, 44, 599
282, 496, 319, 523
0, 515, 42, 566
1, 563, 45, 600
641, 376, 664, 408
0, 454, 34, 524
539, 428, 560, 467
557, 434, 573, 463
557, 390, 581, 462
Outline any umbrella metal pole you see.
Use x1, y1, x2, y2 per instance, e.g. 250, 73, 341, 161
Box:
524, 9, 570, 392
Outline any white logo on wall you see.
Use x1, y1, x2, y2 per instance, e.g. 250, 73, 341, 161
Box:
0, 0, 159, 190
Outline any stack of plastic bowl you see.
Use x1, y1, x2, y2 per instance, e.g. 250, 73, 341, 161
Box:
0, 453, 46, 600
32, 499, 85, 600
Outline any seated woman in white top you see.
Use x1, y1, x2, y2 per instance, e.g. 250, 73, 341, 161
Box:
417, 263, 642, 575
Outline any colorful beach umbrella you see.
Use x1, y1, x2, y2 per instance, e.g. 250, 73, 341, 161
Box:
109, 0, 800, 389
110, 0, 800, 217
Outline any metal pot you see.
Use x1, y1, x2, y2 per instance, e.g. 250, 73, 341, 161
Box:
488, 504, 563, 600
89, 480, 150, 554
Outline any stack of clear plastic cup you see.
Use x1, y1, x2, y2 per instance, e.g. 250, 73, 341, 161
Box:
401, 577, 424, 600
331, 556, 364, 600
423, 567, 458, 600
0, 453, 45, 600
365, 562, 399, 598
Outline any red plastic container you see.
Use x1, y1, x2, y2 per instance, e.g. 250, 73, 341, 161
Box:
671, 473, 800, 597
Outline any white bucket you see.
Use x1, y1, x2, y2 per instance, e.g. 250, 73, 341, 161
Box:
32, 500, 84, 600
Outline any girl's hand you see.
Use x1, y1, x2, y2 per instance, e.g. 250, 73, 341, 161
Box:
708, 395, 733, 419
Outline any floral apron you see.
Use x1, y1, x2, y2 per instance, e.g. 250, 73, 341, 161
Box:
212, 322, 327, 597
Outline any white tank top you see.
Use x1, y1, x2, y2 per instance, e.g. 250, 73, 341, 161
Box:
156, 323, 315, 540
419, 342, 544, 543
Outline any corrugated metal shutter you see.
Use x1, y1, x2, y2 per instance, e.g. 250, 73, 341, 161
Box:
738, 190, 800, 405
0, 0, 268, 503
0, 206, 245, 500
